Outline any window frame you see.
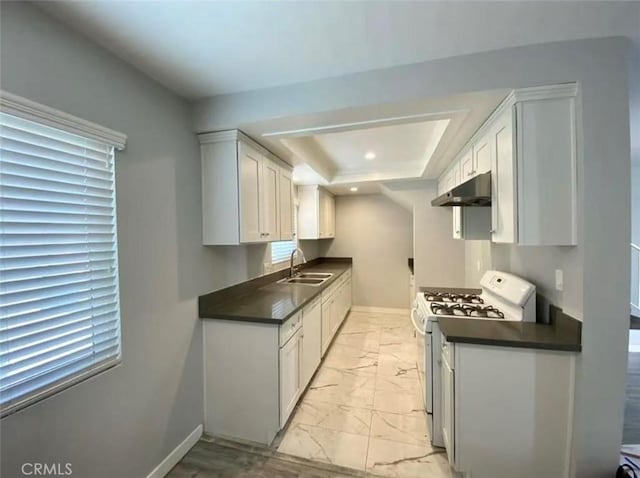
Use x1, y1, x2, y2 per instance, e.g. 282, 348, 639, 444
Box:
0, 91, 127, 418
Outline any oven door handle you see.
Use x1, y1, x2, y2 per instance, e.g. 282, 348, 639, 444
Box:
411, 305, 425, 336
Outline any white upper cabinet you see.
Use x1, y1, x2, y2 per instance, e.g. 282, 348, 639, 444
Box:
514, 94, 577, 245
460, 148, 475, 180
490, 108, 517, 244
199, 130, 294, 245
298, 185, 335, 239
238, 142, 263, 243
490, 86, 578, 245
279, 167, 294, 240
474, 133, 492, 175
439, 84, 578, 246
260, 155, 280, 241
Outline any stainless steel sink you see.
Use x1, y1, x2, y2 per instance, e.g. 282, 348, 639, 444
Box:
278, 272, 334, 286
282, 278, 325, 286
297, 272, 333, 279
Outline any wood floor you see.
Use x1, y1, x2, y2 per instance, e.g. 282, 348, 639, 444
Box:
624, 353, 640, 444
166, 435, 381, 478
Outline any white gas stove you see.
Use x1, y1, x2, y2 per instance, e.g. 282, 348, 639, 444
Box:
411, 270, 536, 448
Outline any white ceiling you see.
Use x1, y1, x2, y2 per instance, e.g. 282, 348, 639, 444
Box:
38, 1, 640, 99
249, 89, 510, 184
309, 119, 450, 180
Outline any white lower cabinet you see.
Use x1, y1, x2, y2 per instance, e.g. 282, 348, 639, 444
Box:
441, 340, 455, 466
321, 294, 333, 356
301, 297, 322, 389
279, 326, 302, 428
442, 341, 576, 478
202, 268, 352, 446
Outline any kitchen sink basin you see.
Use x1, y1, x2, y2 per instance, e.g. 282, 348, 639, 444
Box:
297, 272, 333, 279
282, 278, 325, 286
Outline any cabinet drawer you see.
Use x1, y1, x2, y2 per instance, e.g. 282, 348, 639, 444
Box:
304, 296, 321, 314
280, 311, 302, 346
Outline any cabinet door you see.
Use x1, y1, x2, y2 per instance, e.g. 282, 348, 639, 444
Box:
491, 109, 517, 244
452, 162, 462, 187
238, 143, 262, 243
279, 332, 301, 427
321, 299, 332, 356
441, 355, 455, 465
279, 167, 294, 240
326, 193, 335, 238
515, 97, 577, 245
460, 148, 474, 180
261, 157, 280, 241
301, 301, 321, 389
474, 135, 492, 174
318, 189, 327, 238
452, 207, 463, 239
330, 296, 341, 336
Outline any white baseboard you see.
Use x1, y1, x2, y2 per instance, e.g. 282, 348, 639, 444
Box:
350, 306, 410, 315
146, 424, 202, 478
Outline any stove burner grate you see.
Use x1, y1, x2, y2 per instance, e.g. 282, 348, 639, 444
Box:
423, 291, 484, 304
430, 302, 505, 319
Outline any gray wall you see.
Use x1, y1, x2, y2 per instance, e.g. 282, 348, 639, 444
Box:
193, 37, 633, 476
320, 194, 412, 308
0, 3, 318, 477
380, 183, 467, 291
634, 164, 640, 246
464, 240, 492, 288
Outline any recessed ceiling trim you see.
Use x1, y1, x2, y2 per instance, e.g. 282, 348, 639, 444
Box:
261, 109, 468, 139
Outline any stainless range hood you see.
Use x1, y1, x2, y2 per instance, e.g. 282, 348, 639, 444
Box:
431, 172, 491, 207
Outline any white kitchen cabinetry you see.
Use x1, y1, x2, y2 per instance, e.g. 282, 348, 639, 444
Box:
279, 167, 295, 240
261, 154, 280, 241
301, 297, 321, 389
452, 207, 492, 241
438, 84, 578, 246
321, 270, 352, 356
490, 86, 578, 245
321, 288, 334, 356
441, 339, 455, 466
474, 133, 492, 175
203, 268, 352, 445
279, 324, 302, 428
199, 130, 294, 245
443, 341, 576, 478
460, 147, 474, 180
298, 185, 335, 239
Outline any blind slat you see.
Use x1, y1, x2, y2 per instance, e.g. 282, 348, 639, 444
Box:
0, 110, 122, 417
271, 240, 297, 264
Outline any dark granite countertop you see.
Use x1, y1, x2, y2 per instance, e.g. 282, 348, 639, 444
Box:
437, 305, 581, 352
198, 259, 352, 325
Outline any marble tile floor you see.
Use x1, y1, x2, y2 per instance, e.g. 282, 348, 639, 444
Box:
278, 310, 458, 478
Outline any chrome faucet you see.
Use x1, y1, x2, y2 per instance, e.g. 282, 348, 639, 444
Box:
290, 248, 307, 278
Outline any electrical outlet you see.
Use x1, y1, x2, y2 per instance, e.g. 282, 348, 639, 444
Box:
555, 269, 564, 291
477, 260, 481, 272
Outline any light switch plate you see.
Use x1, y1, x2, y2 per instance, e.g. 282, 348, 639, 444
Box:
555, 269, 564, 291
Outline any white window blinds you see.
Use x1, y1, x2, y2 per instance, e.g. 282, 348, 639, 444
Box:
0, 111, 123, 417
271, 240, 297, 264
